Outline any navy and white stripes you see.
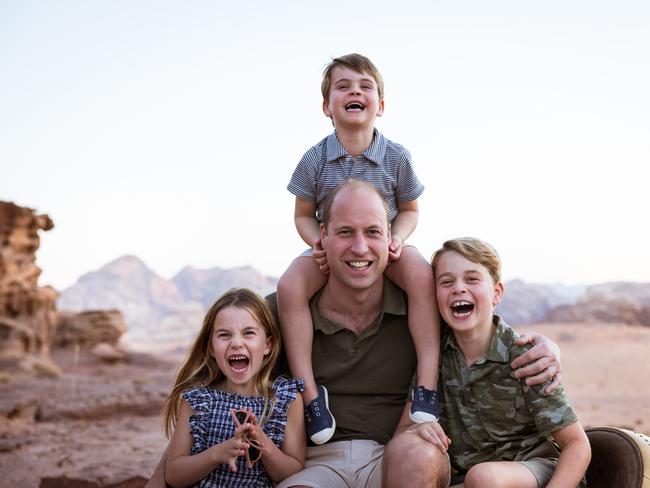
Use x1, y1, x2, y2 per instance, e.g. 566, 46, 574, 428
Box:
287, 129, 424, 223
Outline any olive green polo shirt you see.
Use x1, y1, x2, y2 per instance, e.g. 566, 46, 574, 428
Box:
440, 315, 578, 473
268, 279, 416, 445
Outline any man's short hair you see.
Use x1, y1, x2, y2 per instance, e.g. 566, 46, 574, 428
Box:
321, 53, 384, 101
431, 237, 502, 284
320, 179, 390, 229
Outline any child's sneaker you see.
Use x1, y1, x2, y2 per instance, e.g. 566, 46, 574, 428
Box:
409, 385, 440, 423
304, 385, 336, 445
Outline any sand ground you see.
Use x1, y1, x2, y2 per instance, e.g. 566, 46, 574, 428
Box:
0, 322, 648, 487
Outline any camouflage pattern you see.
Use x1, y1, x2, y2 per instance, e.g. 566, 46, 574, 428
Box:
440, 315, 578, 473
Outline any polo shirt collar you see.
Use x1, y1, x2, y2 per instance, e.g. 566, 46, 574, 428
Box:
325, 129, 387, 166
441, 314, 510, 363
310, 278, 407, 335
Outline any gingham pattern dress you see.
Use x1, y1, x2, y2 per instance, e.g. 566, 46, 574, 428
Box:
182, 376, 304, 488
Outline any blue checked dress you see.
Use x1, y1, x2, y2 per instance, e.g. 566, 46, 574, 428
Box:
182, 376, 304, 488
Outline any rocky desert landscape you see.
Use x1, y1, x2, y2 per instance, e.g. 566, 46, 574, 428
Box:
1, 200, 649, 487
1, 321, 649, 488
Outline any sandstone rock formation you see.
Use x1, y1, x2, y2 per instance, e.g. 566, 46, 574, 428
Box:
0, 201, 57, 358
55, 310, 126, 348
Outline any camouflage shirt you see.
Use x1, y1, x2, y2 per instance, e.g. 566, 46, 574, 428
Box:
440, 315, 578, 473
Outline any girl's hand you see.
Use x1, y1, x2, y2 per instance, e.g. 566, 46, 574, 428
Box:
240, 410, 270, 468
214, 424, 251, 473
312, 238, 329, 274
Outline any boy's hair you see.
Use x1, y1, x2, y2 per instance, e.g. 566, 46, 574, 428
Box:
431, 237, 502, 284
162, 288, 281, 438
320, 178, 390, 229
321, 53, 384, 101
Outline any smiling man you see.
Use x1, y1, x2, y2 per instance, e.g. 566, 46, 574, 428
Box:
274, 179, 449, 487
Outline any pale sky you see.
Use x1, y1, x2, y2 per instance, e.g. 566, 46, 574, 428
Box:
2, 1, 649, 290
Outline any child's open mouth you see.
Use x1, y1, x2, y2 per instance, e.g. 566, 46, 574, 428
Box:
345, 102, 365, 111
228, 355, 250, 372
451, 301, 475, 318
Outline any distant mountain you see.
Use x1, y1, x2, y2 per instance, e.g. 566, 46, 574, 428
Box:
545, 282, 650, 327
172, 265, 277, 308
496, 279, 585, 325
58, 256, 650, 348
58, 256, 277, 345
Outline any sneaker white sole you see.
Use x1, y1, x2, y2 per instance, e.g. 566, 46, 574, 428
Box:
409, 410, 439, 423
309, 386, 336, 445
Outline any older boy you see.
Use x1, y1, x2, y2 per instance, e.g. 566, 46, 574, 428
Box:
432, 238, 591, 488
277, 54, 440, 444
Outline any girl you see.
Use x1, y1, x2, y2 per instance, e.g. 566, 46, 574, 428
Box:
163, 288, 306, 488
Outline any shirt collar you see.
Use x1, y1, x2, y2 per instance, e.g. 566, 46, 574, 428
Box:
325, 129, 387, 166
441, 314, 511, 363
311, 278, 406, 334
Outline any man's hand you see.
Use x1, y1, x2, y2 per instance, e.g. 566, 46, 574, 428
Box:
388, 235, 403, 262
405, 421, 451, 453
512, 332, 562, 394
312, 238, 329, 274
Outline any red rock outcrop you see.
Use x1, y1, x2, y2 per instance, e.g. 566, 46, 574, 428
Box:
0, 201, 57, 358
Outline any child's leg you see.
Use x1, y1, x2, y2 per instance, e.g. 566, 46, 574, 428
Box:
463, 461, 539, 488
277, 255, 328, 403
385, 246, 440, 415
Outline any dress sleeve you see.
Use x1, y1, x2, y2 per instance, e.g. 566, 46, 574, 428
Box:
182, 387, 213, 455
264, 377, 305, 446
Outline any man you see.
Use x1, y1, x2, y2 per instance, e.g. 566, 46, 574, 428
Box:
146, 179, 561, 487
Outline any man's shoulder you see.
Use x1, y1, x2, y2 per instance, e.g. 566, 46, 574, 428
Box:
265, 292, 278, 317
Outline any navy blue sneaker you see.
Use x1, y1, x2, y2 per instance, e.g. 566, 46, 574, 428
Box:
305, 385, 336, 445
409, 385, 440, 423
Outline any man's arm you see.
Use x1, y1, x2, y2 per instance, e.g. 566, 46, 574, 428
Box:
512, 332, 562, 394
294, 197, 320, 247
389, 199, 419, 261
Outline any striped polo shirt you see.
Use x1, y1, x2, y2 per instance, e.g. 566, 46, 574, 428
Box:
287, 129, 424, 222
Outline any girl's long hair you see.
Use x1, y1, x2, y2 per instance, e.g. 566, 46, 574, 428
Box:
162, 288, 281, 438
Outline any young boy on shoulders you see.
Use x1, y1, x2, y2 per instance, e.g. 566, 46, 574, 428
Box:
277, 53, 441, 444
432, 238, 591, 488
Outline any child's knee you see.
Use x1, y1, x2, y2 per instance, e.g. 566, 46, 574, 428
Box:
277, 271, 309, 302
403, 262, 435, 295
464, 464, 500, 488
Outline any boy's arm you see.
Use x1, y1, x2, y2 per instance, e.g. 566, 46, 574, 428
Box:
389, 199, 419, 261
511, 332, 562, 394
547, 422, 591, 488
294, 197, 328, 272
294, 197, 320, 247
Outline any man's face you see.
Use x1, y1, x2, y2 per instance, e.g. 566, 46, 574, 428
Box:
320, 186, 390, 292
